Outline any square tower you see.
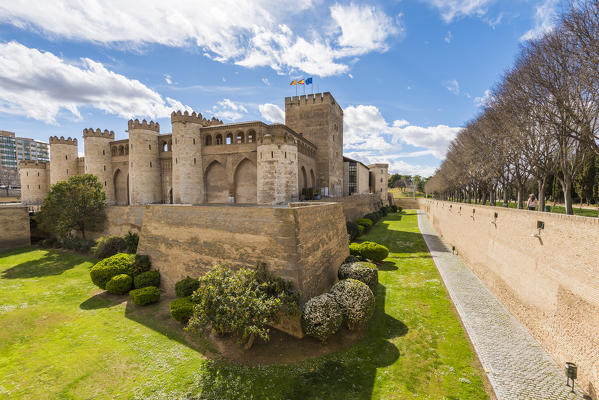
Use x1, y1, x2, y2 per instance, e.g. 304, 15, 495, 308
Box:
285, 92, 343, 197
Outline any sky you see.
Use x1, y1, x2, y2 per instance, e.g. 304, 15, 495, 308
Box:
0, 0, 568, 177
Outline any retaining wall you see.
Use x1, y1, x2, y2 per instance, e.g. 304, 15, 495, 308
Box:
316, 194, 381, 221
0, 205, 30, 251
422, 199, 599, 398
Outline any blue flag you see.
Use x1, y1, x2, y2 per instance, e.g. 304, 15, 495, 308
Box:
305, 77, 313, 85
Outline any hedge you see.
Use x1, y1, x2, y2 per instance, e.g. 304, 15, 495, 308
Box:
301, 293, 343, 342
346, 221, 360, 241
330, 279, 375, 330
359, 241, 389, 262
130, 286, 160, 305
92, 236, 127, 259
106, 274, 133, 295
355, 218, 373, 230
134, 270, 160, 289
338, 261, 378, 294
90, 253, 135, 289
169, 297, 195, 323
175, 277, 200, 297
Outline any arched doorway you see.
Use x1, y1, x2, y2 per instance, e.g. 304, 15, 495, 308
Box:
234, 159, 257, 203
204, 161, 228, 203
114, 169, 129, 205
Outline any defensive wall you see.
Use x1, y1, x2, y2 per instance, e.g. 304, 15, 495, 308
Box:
422, 199, 599, 397
136, 202, 349, 303
314, 194, 382, 221
87, 206, 145, 239
0, 205, 30, 251
393, 197, 422, 209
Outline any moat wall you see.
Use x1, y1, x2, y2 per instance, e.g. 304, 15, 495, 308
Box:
422, 199, 599, 398
88, 206, 144, 239
0, 205, 30, 251
316, 194, 381, 221
136, 202, 349, 303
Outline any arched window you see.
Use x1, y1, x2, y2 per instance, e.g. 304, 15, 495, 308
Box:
247, 130, 256, 143
216, 134, 223, 145
119, 146, 124, 155
226, 133, 233, 145
236, 131, 244, 144
205, 135, 212, 146
162, 142, 168, 152
112, 147, 117, 156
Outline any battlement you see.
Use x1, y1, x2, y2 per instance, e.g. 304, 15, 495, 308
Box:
19, 160, 49, 169
83, 128, 115, 139
170, 110, 223, 126
49, 136, 78, 145
128, 119, 160, 132
285, 92, 335, 106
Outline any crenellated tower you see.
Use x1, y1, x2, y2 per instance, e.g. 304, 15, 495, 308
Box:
128, 119, 161, 205
171, 111, 205, 204
49, 136, 78, 185
257, 126, 299, 205
83, 128, 115, 204
19, 160, 49, 205
285, 92, 343, 197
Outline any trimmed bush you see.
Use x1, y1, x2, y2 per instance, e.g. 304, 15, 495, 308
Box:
301, 293, 343, 342
359, 241, 389, 262
130, 254, 151, 276
349, 242, 362, 257
338, 261, 378, 294
130, 286, 160, 305
106, 274, 133, 295
169, 297, 194, 323
365, 212, 381, 223
175, 277, 200, 297
397, 206, 403, 213
90, 253, 135, 289
357, 224, 365, 236
124, 231, 139, 253
391, 205, 398, 213
355, 218, 373, 230
379, 206, 388, 217
346, 221, 360, 241
92, 236, 127, 259
134, 270, 160, 289
330, 279, 375, 330
343, 255, 360, 265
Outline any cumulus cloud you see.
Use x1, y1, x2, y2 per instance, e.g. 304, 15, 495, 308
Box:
0, 41, 191, 124
0, 1, 402, 77
446, 79, 460, 95
212, 98, 248, 121
423, 0, 494, 22
259, 103, 285, 124
520, 0, 558, 41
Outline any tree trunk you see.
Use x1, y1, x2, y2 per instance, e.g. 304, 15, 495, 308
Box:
503, 187, 508, 207
538, 177, 547, 212
560, 175, 574, 215
243, 333, 255, 350
517, 185, 525, 209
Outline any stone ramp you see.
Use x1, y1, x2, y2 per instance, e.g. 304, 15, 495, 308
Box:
417, 211, 587, 400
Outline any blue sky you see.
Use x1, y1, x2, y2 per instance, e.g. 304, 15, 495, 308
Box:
0, 0, 567, 176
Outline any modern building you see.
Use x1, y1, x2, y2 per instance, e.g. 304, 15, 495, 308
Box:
0, 131, 17, 170
15, 137, 50, 163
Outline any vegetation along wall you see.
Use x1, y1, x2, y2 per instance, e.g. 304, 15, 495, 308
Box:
0, 205, 30, 251
423, 199, 599, 397
137, 202, 349, 303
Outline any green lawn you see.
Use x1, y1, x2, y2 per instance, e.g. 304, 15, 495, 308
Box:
0, 211, 488, 400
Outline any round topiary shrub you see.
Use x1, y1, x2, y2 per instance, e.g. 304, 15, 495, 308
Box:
130, 286, 160, 305
175, 277, 200, 297
134, 270, 160, 289
330, 279, 375, 330
355, 218, 373, 230
349, 242, 362, 257
343, 255, 360, 265
346, 221, 360, 241
90, 253, 135, 289
169, 297, 194, 323
106, 274, 133, 295
131, 254, 151, 276
92, 236, 127, 259
359, 241, 389, 262
338, 261, 378, 294
301, 293, 343, 342
364, 212, 380, 224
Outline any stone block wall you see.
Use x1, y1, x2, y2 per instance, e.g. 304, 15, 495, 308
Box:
423, 199, 599, 397
316, 194, 380, 221
87, 205, 144, 239
0, 205, 30, 251
136, 202, 349, 303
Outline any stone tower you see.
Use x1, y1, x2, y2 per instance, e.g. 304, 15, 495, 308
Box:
128, 119, 161, 205
19, 160, 49, 205
257, 126, 298, 205
284, 92, 343, 197
171, 111, 204, 204
49, 136, 78, 185
369, 163, 389, 204
83, 128, 115, 204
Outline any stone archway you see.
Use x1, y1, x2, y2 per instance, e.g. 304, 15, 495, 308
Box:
204, 161, 228, 203
234, 159, 257, 203
114, 169, 129, 205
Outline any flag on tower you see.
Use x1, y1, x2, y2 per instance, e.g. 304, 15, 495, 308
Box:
290, 80, 297, 86
297, 79, 305, 85
305, 77, 313, 85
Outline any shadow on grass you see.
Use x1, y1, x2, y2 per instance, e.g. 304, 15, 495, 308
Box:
1, 248, 84, 279
79, 292, 123, 310
378, 261, 398, 271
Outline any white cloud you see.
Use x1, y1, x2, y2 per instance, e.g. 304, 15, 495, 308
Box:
261, 78, 271, 86
259, 103, 285, 124
446, 79, 460, 95
164, 74, 172, 85
344, 151, 438, 176
0, 1, 402, 77
212, 98, 248, 121
0, 41, 191, 124
474, 89, 492, 107
520, 0, 558, 41
444, 31, 453, 43
423, 0, 494, 22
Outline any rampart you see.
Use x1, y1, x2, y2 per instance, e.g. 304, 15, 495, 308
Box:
87, 206, 145, 239
422, 199, 599, 397
316, 194, 380, 221
0, 205, 30, 251
136, 202, 349, 303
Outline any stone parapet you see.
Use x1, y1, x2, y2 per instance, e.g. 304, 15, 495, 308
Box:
171, 110, 223, 126
49, 136, 77, 145
128, 119, 160, 132
83, 128, 115, 139
19, 160, 49, 169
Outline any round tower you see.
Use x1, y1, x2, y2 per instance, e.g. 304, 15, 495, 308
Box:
49, 136, 78, 185
128, 119, 161, 205
171, 111, 205, 204
19, 160, 49, 205
83, 128, 115, 204
257, 126, 299, 205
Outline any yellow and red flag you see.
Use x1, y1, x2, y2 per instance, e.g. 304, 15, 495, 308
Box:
290, 80, 297, 86
297, 79, 305, 85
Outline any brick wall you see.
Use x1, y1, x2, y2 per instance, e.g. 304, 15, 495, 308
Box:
423, 199, 599, 397
0, 205, 30, 251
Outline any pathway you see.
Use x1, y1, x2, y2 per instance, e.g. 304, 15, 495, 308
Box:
417, 211, 587, 400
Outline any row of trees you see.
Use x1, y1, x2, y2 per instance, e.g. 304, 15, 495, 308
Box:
388, 174, 429, 192
425, 0, 599, 214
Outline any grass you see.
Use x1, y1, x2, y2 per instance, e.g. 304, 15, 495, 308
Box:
389, 188, 426, 199
0, 212, 489, 400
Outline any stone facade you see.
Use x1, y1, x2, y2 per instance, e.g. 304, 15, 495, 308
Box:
19, 161, 49, 205
48, 136, 78, 185
0, 204, 30, 250
369, 163, 389, 204
423, 199, 599, 397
